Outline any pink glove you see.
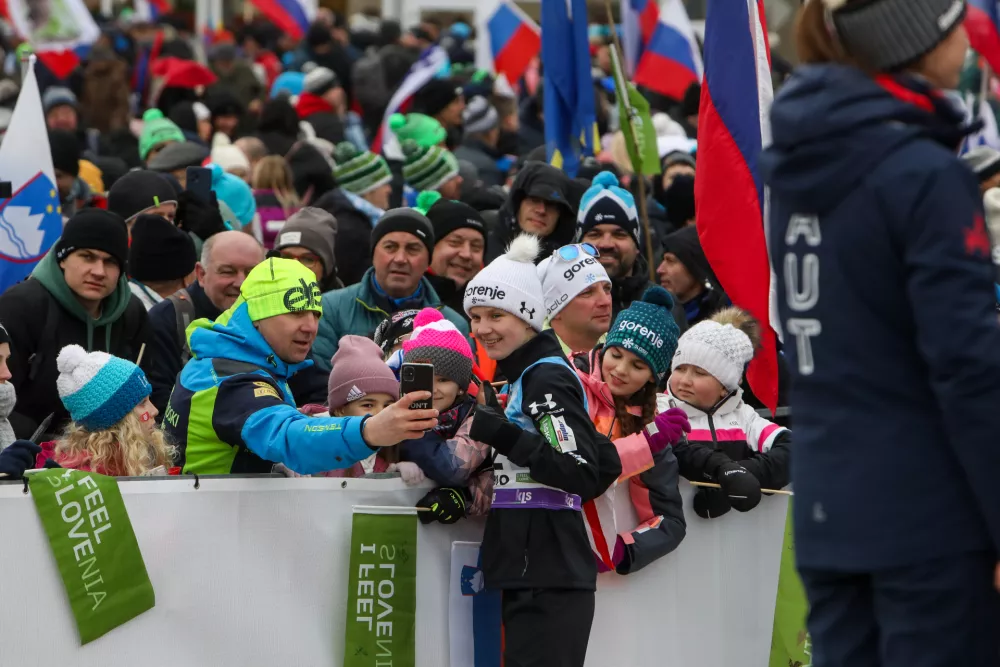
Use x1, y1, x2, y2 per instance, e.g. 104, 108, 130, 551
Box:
643, 407, 691, 454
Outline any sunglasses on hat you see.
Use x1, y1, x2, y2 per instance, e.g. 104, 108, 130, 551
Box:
557, 243, 600, 262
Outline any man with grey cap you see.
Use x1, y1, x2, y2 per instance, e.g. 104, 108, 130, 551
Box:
147, 142, 210, 188
43, 86, 79, 133
454, 96, 507, 187
296, 66, 347, 145
311, 207, 469, 373
270, 207, 342, 292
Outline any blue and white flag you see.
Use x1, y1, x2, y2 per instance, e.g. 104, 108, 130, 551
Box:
0, 58, 63, 293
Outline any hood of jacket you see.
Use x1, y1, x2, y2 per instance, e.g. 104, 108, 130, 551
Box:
31, 250, 134, 349
186, 297, 313, 380
496, 161, 578, 253
759, 65, 972, 215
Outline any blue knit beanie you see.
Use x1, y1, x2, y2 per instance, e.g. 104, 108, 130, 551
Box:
575, 171, 640, 247
56, 345, 152, 431
604, 286, 679, 380
209, 163, 256, 228
270, 71, 305, 99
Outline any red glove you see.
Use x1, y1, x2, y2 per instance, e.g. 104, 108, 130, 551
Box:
643, 407, 691, 454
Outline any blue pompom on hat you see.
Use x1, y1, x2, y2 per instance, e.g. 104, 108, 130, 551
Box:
604, 286, 680, 380
209, 163, 257, 229
575, 171, 641, 247
56, 345, 152, 431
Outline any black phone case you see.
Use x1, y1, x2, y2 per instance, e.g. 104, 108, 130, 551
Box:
400, 363, 434, 410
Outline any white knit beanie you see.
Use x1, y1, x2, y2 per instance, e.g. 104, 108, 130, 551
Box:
671, 320, 754, 391
536, 245, 611, 321
463, 234, 545, 330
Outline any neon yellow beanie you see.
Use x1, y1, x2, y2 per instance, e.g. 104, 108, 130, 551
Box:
240, 258, 323, 322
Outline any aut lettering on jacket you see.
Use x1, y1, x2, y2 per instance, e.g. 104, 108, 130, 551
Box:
355, 543, 398, 665
783, 213, 822, 375
47, 473, 112, 610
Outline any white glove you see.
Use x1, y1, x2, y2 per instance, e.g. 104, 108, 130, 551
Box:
388, 461, 426, 486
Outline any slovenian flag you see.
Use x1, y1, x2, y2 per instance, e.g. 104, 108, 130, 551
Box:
967, 0, 1000, 74
0, 57, 64, 292
372, 46, 450, 159
633, 0, 704, 101
249, 0, 312, 40
487, 1, 541, 86
695, 0, 779, 413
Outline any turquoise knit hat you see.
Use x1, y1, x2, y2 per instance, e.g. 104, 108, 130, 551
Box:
209, 163, 256, 227
56, 345, 152, 431
604, 286, 680, 380
333, 142, 393, 195
401, 140, 459, 192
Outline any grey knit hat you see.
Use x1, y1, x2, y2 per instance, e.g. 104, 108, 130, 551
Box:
826, 0, 967, 71
463, 96, 499, 135
273, 208, 338, 279
333, 142, 392, 195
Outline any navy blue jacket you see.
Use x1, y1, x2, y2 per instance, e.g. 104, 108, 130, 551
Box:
761, 65, 1000, 570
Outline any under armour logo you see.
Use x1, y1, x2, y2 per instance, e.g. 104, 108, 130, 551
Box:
529, 394, 557, 415
520, 301, 535, 319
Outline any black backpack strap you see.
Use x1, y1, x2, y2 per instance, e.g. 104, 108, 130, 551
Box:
167, 288, 196, 365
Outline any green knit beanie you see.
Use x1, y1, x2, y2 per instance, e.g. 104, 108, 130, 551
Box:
401, 140, 459, 192
139, 109, 186, 160
333, 142, 393, 195
389, 113, 447, 148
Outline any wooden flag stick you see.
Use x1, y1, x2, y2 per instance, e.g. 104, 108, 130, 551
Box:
689, 480, 794, 496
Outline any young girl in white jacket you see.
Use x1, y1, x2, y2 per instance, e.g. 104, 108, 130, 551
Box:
666, 308, 792, 518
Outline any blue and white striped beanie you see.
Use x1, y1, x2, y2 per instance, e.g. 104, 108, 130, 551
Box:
56, 345, 152, 431
575, 172, 641, 247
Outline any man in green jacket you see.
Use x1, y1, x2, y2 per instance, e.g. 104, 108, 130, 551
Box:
164, 257, 439, 475
312, 207, 468, 374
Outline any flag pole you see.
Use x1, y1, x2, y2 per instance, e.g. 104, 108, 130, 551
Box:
604, 0, 657, 283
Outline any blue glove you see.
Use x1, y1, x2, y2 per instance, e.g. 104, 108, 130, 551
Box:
0, 440, 41, 479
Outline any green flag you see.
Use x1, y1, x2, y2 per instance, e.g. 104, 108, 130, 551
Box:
28, 468, 155, 644
344, 510, 418, 667
610, 47, 660, 176
769, 502, 812, 667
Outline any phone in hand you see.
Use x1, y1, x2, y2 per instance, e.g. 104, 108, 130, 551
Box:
399, 363, 434, 410
185, 166, 213, 205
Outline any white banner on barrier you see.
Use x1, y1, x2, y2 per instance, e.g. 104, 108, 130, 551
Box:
0, 476, 788, 666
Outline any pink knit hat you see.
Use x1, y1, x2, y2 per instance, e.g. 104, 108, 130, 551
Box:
328, 335, 400, 410
402, 308, 473, 387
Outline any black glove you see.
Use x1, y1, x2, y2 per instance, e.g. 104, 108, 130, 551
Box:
0, 440, 41, 479
715, 461, 762, 512
693, 487, 731, 519
416, 487, 468, 525
469, 405, 521, 456
176, 190, 228, 241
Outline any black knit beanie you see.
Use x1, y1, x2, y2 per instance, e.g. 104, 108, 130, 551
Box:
660, 225, 717, 287
370, 208, 435, 259
128, 214, 197, 282
107, 170, 179, 222
49, 129, 80, 177
425, 199, 487, 253
412, 78, 463, 118
54, 209, 129, 268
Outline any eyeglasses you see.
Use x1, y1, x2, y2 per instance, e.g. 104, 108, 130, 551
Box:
280, 253, 321, 269
557, 243, 599, 261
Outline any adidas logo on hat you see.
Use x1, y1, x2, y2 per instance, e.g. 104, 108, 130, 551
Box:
345, 385, 366, 402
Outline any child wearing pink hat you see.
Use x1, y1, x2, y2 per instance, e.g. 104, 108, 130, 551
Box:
398, 308, 493, 523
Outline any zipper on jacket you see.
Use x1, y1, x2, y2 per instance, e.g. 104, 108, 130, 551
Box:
706, 413, 717, 445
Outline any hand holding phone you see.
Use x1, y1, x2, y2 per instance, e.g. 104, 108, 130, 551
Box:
399, 363, 434, 410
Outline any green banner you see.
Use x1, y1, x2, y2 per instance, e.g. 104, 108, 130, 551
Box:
344, 511, 418, 667
769, 502, 812, 667
610, 47, 660, 176
28, 468, 155, 644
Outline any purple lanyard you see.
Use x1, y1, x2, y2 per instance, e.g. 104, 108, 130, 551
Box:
492, 487, 582, 511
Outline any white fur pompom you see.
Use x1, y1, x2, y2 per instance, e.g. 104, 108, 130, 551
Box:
821, 0, 848, 10
56, 344, 88, 375
505, 234, 541, 264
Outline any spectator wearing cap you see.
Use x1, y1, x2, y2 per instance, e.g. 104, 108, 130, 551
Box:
270, 207, 341, 292
537, 243, 614, 356
401, 140, 463, 202
290, 22, 354, 109
108, 170, 180, 231
0, 209, 151, 440
49, 129, 88, 218
417, 191, 487, 321
311, 142, 393, 286
43, 86, 78, 133
656, 226, 728, 326
653, 150, 697, 232
204, 88, 247, 141
211, 137, 252, 181
139, 109, 187, 163
128, 214, 198, 310
412, 78, 465, 149
312, 207, 469, 374
389, 113, 447, 148
489, 161, 578, 263
454, 96, 506, 187
147, 142, 211, 188
961, 146, 1000, 194
206, 42, 264, 112
295, 66, 347, 145
169, 101, 214, 145
208, 163, 258, 230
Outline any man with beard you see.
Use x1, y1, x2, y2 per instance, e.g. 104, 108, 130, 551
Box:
147, 231, 264, 414
576, 173, 688, 331
421, 194, 487, 322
